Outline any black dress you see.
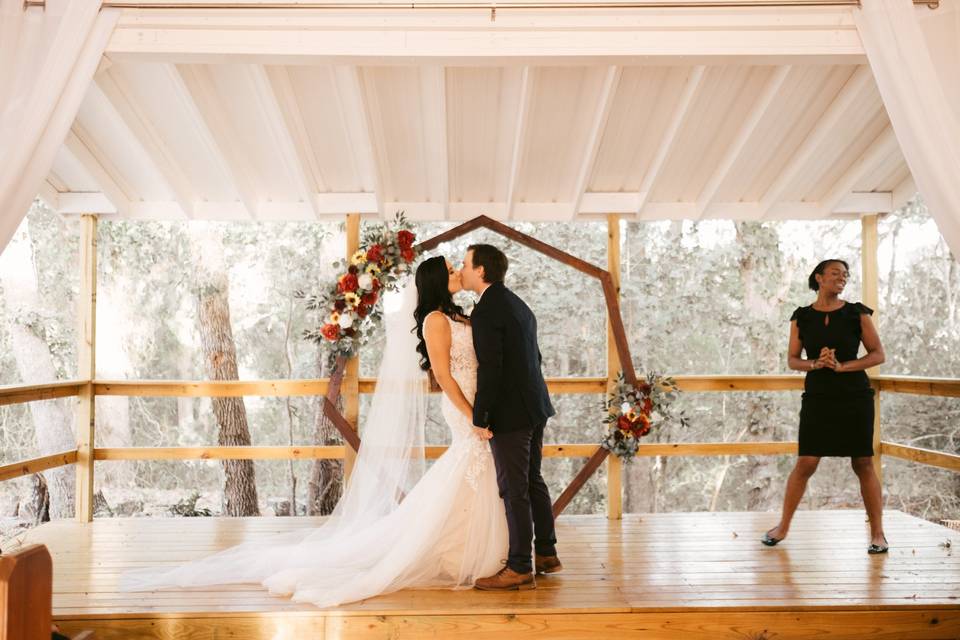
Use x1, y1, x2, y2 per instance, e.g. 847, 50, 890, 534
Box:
791, 301, 875, 457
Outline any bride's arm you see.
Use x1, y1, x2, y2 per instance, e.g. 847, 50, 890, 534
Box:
423, 314, 475, 423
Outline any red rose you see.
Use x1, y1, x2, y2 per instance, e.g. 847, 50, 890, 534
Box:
361, 291, 378, 306
333, 299, 346, 311
397, 230, 415, 250
639, 383, 652, 395
371, 278, 381, 292
366, 244, 384, 263
401, 247, 415, 263
320, 324, 340, 341
643, 397, 653, 413
357, 302, 369, 318
339, 273, 359, 293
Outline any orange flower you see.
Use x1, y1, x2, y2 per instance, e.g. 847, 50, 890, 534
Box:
338, 273, 359, 293
320, 324, 340, 341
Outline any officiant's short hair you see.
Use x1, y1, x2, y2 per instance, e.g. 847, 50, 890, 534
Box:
468, 244, 508, 283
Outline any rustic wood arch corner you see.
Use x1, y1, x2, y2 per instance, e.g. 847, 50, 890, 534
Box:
321, 215, 634, 517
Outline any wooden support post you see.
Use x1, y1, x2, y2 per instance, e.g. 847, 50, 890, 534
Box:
861, 214, 881, 482
343, 213, 361, 480
76, 214, 97, 522
606, 214, 623, 520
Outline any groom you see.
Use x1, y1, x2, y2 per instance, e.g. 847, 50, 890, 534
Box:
461, 244, 562, 591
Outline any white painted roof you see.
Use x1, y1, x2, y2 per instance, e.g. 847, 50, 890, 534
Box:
43, 2, 916, 222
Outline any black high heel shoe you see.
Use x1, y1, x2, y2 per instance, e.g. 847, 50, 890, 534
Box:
761, 528, 784, 547
867, 535, 889, 554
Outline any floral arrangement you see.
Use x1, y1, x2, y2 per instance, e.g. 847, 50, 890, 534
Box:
302, 212, 417, 363
601, 372, 687, 461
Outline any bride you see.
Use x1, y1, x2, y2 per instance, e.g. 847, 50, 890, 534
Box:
121, 255, 508, 607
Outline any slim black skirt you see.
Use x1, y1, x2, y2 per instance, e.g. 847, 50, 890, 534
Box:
798, 391, 875, 457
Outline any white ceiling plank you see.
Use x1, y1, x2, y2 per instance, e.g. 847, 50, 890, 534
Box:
421, 66, 449, 219
580, 191, 640, 214
58, 192, 120, 215
105, 8, 865, 64
37, 181, 60, 211
892, 175, 918, 211
334, 66, 385, 216
250, 64, 323, 219
832, 191, 893, 215
63, 128, 132, 216
172, 64, 261, 219
449, 202, 508, 221
759, 64, 873, 218
821, 126, 900, 215
572, 65, 621, 220
505, 66, 534, 220
96, 69, 197, 218
694, 65, 792, 219
636, 65, 706, 218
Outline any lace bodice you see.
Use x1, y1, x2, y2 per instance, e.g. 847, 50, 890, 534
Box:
429, 312, 488, 489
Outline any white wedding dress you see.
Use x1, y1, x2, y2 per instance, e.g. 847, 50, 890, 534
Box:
121, 290, 508, 608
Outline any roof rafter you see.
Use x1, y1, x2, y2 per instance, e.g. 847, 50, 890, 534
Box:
636, 65, 706, 218
759, 64, 873, 218
169, 63, 261, 219
572, 65, 621, 220
821, 126, 900, 215
63, 126, 131, 215
250, 64, 323, 219
96, 69, 196, 218
695, 65, 792, 219
505, 66, 534, 221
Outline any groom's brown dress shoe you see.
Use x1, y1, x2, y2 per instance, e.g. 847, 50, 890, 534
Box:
474, 566, 536, 591
535, 554, 563, 575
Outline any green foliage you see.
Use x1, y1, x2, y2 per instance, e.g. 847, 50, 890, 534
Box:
0, 196, 957, 527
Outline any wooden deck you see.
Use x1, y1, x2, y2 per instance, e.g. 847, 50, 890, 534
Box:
21, 510, 960, 639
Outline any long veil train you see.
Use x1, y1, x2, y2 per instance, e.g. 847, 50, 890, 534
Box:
122, 280, 508, 607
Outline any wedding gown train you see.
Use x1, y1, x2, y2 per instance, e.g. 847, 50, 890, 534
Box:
121, 303, 508, 608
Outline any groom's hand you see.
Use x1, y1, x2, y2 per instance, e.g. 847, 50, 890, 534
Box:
472, 426, 493, 441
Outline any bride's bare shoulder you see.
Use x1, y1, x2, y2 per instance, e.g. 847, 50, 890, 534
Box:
424, 310, 451, 332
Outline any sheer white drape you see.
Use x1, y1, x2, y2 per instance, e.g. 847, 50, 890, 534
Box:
0, 0, 118, 252
855, 0, 960, 259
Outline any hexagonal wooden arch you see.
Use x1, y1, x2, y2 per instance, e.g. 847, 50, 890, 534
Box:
322, 215, 637, 517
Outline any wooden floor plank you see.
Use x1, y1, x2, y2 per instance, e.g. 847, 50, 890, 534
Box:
14, 510, 959, 639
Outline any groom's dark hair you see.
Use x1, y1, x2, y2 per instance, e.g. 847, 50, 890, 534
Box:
468, 244, 508, 283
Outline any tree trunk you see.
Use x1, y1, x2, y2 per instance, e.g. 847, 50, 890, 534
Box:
0, 228, 75, 519
194, 228, 259, 517
735, 222, 789, 511
95, 286, 133, 488
307, 342, 343, 515
282, 293, 298, 516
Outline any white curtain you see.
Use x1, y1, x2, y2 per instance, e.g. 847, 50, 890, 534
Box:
0, 0, 118, 253
855, 0, 960, 259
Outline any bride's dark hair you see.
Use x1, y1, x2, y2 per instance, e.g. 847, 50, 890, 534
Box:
414, 256, 465, 371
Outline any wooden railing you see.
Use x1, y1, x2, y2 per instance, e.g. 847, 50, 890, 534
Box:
2, 374, 958, 519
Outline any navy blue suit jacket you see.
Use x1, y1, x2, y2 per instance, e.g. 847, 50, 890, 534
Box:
470, 282, 555, 432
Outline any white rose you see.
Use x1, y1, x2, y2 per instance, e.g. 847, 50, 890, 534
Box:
358, 273, 373, 291
620, 402, 631, 414
338, 312, 354, 329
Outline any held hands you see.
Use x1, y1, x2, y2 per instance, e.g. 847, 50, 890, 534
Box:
472, 426, 493, 441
